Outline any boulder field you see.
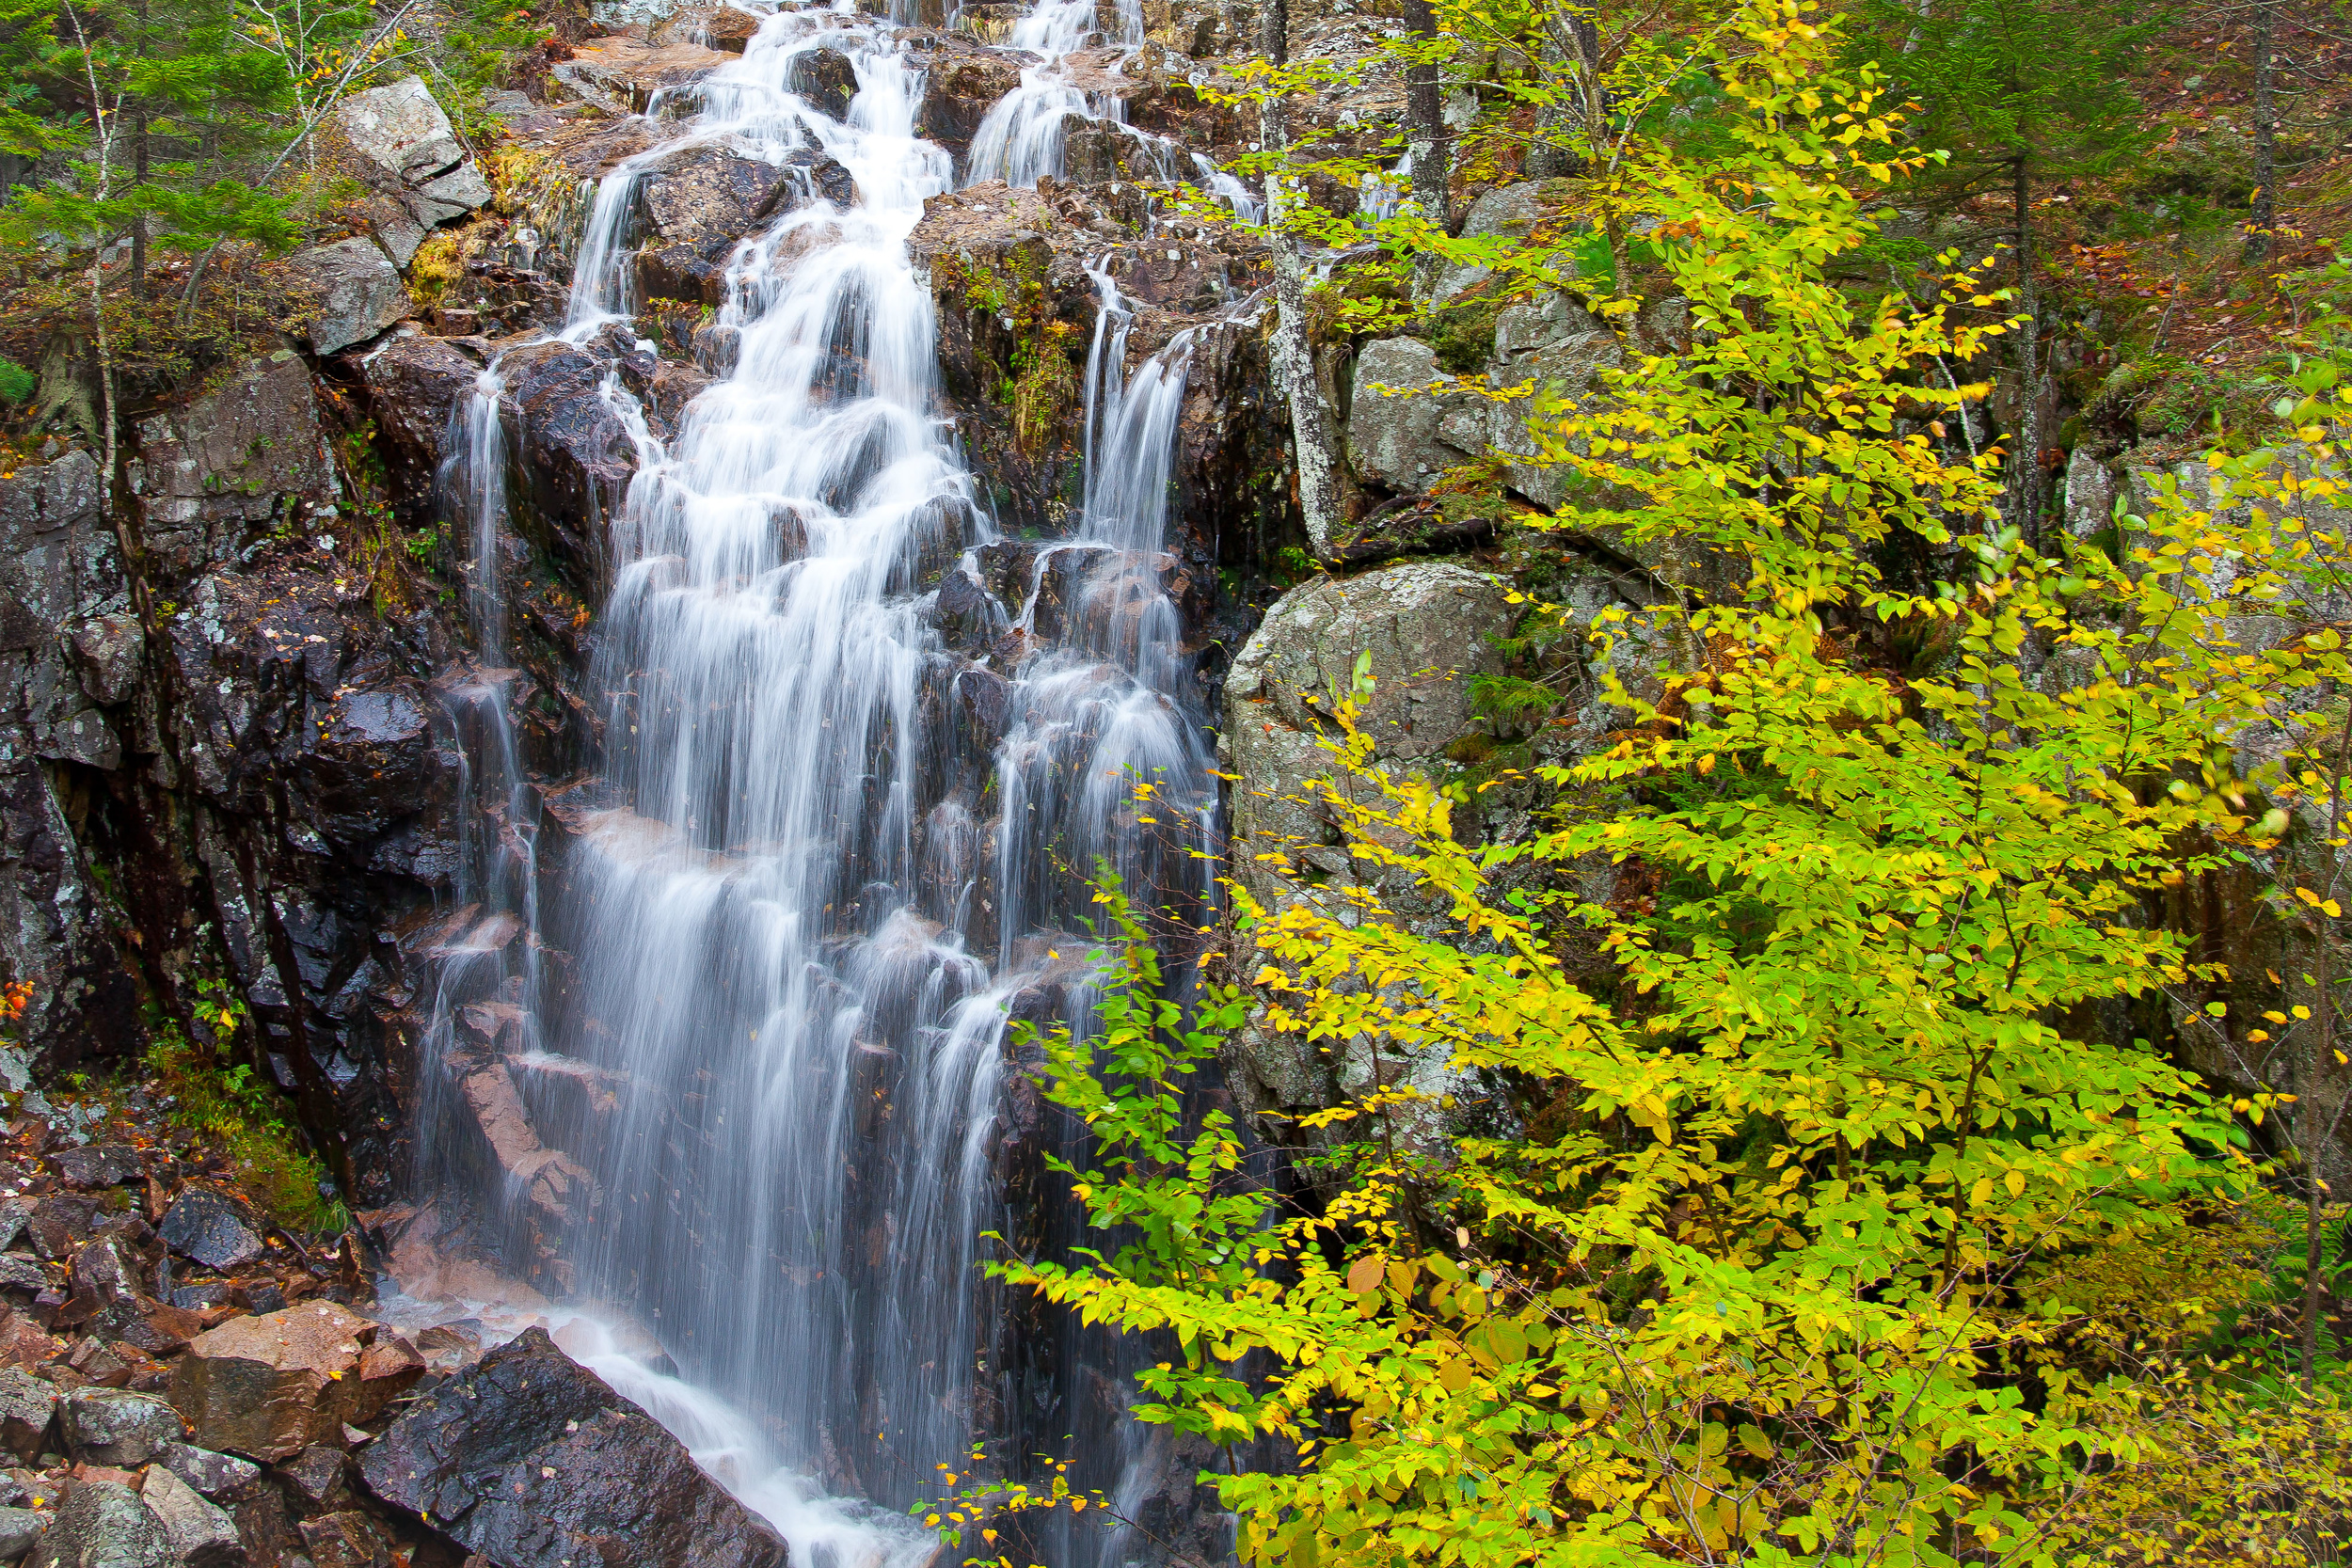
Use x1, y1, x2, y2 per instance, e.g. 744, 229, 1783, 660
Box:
0, 1100, 776, 1568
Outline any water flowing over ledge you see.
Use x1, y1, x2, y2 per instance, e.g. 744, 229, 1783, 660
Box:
409, 2, 1248, 1562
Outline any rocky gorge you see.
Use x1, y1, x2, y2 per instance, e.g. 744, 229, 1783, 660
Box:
0, 0, 2312, 1562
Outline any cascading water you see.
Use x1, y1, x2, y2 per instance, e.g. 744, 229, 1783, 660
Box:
412, 2, 1235, 1563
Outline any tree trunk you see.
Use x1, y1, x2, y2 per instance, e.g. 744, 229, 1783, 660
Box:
2008, 154, 2044, 549
2304, 713, 2352, 1389
131, 110, 150, 300
1522, 9, 1587, 179
1403, 0, 1449, 230
2307, 898, 2331, 1389
2248, 0, 2280, 264
1260, 0, 1351, 557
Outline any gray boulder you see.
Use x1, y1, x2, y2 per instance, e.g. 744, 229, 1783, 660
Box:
155, 1444, 262, 1504
1481, 290, 1623, 510
1347, 337, 1480, 495
288, 239, 412, 355
134, 1467, 238, 1568
1221, 560, 1516, 904
0, 1506, 43, 1562
64, 1389, 184, 1467
156, 1190, 264, 1274
332, 75, 491, 237
336, 76, 466, 186
1219, 562, 1519, 1144
1433, 182, 1549, 301
28, 1481, 172, 1568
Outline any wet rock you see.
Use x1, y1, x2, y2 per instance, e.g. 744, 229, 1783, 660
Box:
288, 239, 412, 356
117, 1300, 207, 1362
455, 1062, 596, 1232
63, 1390, 183, 1466
155, 1193, 262, 1275
0, 1370, 57, 1462
135, 1465, 240, 1568
26, 1199, 100, 1262
912, 41, 1021, 158
167, 1303, 394, 1462
0, 1506, 42, 1561
297, 1512, 389, 1568
358, 335, 484, 507
155, 1445, 261, 1505
928, 568, 1006, 656
359, 1328, 787, 1568
498, 339, 641, 588
127, 352, 341, 578
633, 145, 852, 305
551, 36, 730, 114
275, 1445, 348, 1510
28, 1479, 171, 1568
0, 450, 138, 1060
706, 6, 762, 51
227, 1490, 298, 1568
49, 1148, 138, 1191
787, 47, 856, 119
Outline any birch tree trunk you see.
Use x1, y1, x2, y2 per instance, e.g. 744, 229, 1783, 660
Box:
1259, 0, 1350, 557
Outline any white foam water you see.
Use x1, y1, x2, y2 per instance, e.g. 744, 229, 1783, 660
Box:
413, 2, 1232, 1562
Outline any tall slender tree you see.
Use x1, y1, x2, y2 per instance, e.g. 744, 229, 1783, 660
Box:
1851, 0, 2159, 544
1256, 0, 1353, 557
2247, 0, 2281, 262
1402, 0, 1450, 230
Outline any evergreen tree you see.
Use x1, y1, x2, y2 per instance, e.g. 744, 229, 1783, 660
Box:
1, 0, 299, 295
1848, 0, 2161, 542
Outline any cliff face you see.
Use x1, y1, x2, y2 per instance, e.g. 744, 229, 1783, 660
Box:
0, 356, 457, 1209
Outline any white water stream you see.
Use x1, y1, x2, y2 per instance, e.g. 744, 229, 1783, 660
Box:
415, 2, 1232, 1563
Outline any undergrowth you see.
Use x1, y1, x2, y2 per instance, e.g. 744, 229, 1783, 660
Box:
143, 981, 346, 1235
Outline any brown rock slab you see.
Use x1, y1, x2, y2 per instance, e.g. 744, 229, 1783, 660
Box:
166, 1304, 388, 1462
0, 1370, 56, 1462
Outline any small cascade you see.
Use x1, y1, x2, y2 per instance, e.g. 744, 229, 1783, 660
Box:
994, 270, 1216, 964
962, 0, 1116, 188
413, 366, 549, 1263
960, 0, 1255, 222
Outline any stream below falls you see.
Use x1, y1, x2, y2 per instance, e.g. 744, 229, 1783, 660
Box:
403, 2, 1251, 1563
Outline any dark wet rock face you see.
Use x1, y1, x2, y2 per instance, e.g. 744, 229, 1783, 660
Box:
359, 334, 485, 510
359, 1328, 787, 1568
787, 47, 857, 119
158, 1190, 265, 1274
496, 338, 642, 593
0, 448, 141, 1058
635, 144, 855, 305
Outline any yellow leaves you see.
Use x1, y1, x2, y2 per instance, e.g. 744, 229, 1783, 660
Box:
2293, 886, 2343, 917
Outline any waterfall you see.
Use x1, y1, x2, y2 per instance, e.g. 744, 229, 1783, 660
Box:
411, 3, 1231, 1563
